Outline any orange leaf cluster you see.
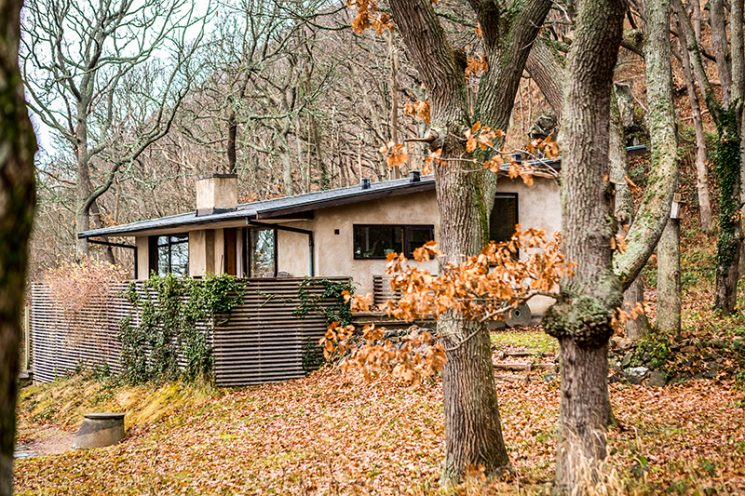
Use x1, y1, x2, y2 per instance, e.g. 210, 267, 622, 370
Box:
419, 148, 442, 175
465, 122, 541, 186
379, 228, 569, 322
403, 99, 431, 124
347, 0, 393, 35
321, 322, 446, 385
379, 141, 408, 168
464, 121, 504, 154
465, 55, 488, 78
321, 228, 570, 384
526, 135, 560, 160
611, 302, 646, 332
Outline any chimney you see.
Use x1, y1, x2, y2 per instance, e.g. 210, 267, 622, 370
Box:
360, 178, 371, 190
409, 170, 421, 183
196, 173, 238, 216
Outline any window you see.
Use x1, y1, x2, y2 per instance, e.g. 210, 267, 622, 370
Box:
150, 234, 189, 276
246, 228, 276, 277
489, 193, 518, 243
353, 224, 435, 259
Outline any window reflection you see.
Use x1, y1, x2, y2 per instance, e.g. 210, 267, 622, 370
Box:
156, 234, 189, 276
250, 228, 276, 277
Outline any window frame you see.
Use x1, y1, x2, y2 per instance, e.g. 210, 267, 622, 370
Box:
149, 233, 189, 276
352, 224, 435, 260
244, 227, 278, 278
489, 193, 519, 244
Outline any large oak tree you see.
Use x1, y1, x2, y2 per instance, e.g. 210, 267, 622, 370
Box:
354, 0, 551, 482
0, 0, 37, 493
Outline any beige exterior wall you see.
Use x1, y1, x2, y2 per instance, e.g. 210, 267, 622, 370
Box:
275, 177, 561, 315
135, 236, 149, 280
277, 230, 312, 277
133, 176, 561, 314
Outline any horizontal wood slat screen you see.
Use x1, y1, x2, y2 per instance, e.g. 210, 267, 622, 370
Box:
372, 275, 401, 307
30, 278, 348, 386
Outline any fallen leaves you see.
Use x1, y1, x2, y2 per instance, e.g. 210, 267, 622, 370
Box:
15, 341, 745, 495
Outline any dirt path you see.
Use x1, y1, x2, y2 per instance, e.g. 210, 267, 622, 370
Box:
15, 425, 74, 459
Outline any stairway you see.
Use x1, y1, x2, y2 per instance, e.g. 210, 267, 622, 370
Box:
492, 349, 558, 382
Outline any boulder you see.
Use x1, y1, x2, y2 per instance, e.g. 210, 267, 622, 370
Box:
624, 366, 649, 385
647, 369, 667, 387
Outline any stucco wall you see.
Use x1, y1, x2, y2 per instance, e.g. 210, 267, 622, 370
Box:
135, 236, 149, 280
276, 177, 561, 315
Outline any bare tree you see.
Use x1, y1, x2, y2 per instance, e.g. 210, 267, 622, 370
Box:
0, 0, 37, 493
673, 0, 744, 313
21, 0, 208, 257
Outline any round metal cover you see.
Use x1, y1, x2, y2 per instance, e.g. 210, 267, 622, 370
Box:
505, 303, 532, 328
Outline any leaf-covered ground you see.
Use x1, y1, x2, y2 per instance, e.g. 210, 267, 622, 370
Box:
14, 349, 744, 495
14, 230, 745, 495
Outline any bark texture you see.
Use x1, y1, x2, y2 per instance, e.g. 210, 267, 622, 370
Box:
612, 0, 679, 291
610, 93, 649, 340
525, 38, 565, 119
0, 0, 38, 493
657, 217, 681, 334
674, 0, 743, 311
385, 0, 550, 483
543, 0, 626, 491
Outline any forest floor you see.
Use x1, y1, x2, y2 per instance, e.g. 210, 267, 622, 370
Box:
13, 231, 745, 495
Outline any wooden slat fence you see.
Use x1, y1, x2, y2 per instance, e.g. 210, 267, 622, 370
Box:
30, 278, 347, 386
213, 278, 346, 386
373, 275, 401, 307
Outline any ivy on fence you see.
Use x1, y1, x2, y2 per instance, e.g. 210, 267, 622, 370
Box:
294, 278, 354, 372
119, 274, 244, 384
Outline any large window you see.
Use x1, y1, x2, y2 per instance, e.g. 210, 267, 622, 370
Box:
150, 234, 189, 276
246, 228, 276, 277
489, 193, 518, 243
353, 224, 435, 259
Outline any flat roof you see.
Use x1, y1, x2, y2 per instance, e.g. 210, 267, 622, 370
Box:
79, 145, 647, 239
79, 175, 436, 238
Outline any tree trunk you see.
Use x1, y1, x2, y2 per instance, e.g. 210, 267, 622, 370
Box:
440, 320, 509, 482
624, 278, 650, 340
384, 0, 550, 483
385, 30, 402, 180
543, 0, 626, 492
76, 156, 92, 257
227, 107, 238, 174
657, 217, 681, 334
554, 340, 611, 489
0, 1, 38, 493
713, 108, 742, 313
610, 91, 649, 340
525, 38, 565, 119
709, 0, 732, 105
675, 31, 713, 232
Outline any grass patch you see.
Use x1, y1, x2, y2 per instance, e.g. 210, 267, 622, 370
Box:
491, 328, 558, 355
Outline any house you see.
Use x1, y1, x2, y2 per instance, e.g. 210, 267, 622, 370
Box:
78, 146, 646, 317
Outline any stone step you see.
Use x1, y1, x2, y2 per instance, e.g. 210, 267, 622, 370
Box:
493, 361, 554, 371
494, 373, 531, 383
